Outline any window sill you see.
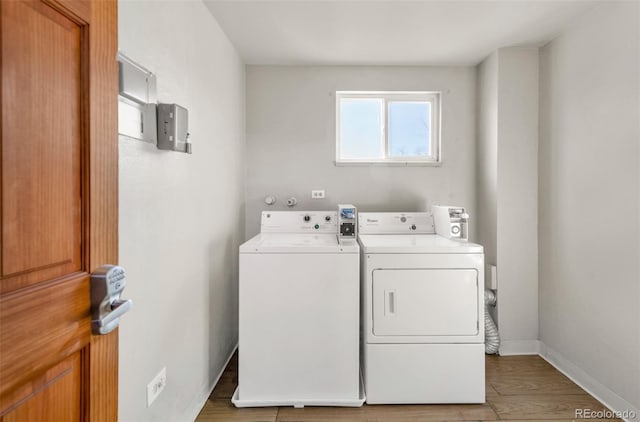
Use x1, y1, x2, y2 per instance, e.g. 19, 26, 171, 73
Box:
334, 160, 442, 167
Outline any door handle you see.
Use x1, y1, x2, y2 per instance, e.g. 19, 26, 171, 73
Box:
90, 265, 133, 335
385, 290, 396, 316
94, 298, 132, 334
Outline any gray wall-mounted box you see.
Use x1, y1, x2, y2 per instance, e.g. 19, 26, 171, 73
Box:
157, 104, 191, 154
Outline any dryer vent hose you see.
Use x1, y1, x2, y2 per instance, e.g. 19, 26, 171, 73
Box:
484, 289, 500, 354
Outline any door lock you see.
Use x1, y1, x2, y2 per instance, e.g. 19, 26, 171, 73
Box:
90, 265, 133, 335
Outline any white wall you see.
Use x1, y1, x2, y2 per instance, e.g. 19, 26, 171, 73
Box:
496, 48, 539, 351
539, 1, 640, 414
476, 48, 539, 354
118, 1, 245, 421
245, 66, 477, 239
476, 52, 499, 324
476, 53, 498, 272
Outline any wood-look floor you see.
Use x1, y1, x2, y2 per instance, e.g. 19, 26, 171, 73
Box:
196, 352, 620, 422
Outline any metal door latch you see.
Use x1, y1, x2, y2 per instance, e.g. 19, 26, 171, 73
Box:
90, 265, 133, 335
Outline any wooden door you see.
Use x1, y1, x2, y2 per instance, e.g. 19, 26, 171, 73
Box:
0, 0, 119, 420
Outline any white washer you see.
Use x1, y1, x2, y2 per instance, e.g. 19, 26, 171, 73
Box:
358, 212, 485, 404
233, 211, 364, 408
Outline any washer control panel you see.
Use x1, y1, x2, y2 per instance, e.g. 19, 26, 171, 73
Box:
261, 211, 338, 233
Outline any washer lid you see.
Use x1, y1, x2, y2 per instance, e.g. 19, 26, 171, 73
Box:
358, 234, 483, 254
240, 233, 359, 254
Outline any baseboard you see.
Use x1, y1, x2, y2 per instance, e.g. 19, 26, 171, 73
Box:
539, 342, 639, 422
499, 339, 540, 355
185, 342, 238, 422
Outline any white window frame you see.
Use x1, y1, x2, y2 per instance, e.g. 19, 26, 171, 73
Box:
335, 91, 441, 166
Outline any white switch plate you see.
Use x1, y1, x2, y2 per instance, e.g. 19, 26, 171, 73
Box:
311, 190, 325, 199
147, 367, 167, 407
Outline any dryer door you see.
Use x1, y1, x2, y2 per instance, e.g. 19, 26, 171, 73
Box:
372, 269, 479, 336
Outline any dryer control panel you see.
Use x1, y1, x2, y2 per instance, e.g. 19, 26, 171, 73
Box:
359, 212, 435, 235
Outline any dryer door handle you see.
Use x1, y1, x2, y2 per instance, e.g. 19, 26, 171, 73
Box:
385, 290, 396, 316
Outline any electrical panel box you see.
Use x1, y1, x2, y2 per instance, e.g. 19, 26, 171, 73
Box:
157, 103, 191, 154
117, 53, 192, 154
117, 53, 157, 144
119, 58, 153, 104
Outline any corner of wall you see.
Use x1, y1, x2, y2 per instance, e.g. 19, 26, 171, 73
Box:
537, 1, 640, 416
539, 343, 640, 422
499, 340, 540, 356
184, 344, 239, 421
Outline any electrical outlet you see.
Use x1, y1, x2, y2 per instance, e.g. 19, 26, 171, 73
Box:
147, 367, 167, 407
311, 190, 325, 199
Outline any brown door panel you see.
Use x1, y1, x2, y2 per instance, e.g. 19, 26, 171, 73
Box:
1, 0, 118, 420
0, 274, 90, 412
1, 351, 84, 420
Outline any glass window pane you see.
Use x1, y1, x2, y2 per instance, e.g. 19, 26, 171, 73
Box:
388, 101, 431, 157
339, 99, 383, 159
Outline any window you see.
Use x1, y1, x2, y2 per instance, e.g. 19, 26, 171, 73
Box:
336, 91, 441, 165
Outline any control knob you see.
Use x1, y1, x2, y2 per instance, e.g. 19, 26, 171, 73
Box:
304, 215, 311, 222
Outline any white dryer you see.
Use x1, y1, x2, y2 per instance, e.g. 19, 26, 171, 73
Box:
233, 211, 364, 408
358, 212, 485, 404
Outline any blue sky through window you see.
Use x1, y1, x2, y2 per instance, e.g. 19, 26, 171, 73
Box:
339, 99, 383, 159
389, 102, 430, 157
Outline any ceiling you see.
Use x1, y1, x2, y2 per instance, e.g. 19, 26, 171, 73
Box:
204, 0, 600, 66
